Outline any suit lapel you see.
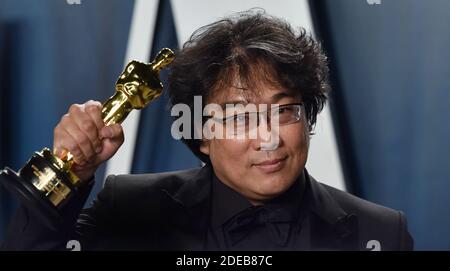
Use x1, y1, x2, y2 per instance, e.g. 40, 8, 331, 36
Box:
157, 165, 213, 250
153, 166, 359, 251
305, 172, 359, 250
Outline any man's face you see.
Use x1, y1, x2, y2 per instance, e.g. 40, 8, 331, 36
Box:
200, 81, 310, 205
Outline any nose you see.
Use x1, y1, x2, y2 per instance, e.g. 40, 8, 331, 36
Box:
252, 114, 281, 151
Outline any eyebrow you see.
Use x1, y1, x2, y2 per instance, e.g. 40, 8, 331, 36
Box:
270, 92, 291, 103
218, 100, 249, 109
217, 90, 296, 108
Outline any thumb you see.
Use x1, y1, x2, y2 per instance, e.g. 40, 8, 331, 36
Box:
100, 124, 123, 139
94, 124, 124, 163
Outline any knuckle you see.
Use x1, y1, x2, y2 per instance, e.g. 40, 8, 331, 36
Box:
85, 106, 96, 116
86, 103, 100, 113
69, 104, 80, 114
53, 124, 60, 136
66, 141, 79, 153
60, 114, 71, 124
119, 126, 125, 137
77, 134, 90, 145
73, 153, 85, 163
113, 124, 122, 133
118, 127, 125, 140
81, 121, 95, 131
53, 130, 63, 143
110, 125, 118, 135
87, 99, 101, 106
74, 155, 85, 164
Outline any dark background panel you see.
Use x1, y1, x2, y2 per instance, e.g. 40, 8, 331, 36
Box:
310, 0, 450, 250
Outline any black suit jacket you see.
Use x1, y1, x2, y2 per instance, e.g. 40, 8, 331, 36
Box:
2, 165, 413, 250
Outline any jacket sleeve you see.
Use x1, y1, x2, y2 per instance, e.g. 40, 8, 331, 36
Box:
398, 211, 414, 251
1, 175, 117, 251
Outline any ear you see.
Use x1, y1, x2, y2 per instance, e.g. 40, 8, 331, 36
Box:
199, 140, 210, 156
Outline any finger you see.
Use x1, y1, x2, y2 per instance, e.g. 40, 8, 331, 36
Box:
85, 101, 105, 153
53, 124, 66, 158
110, 124, 124, 140
60, 115, 96, 164
85, 100, 105, 131
100, 124, 123, 140
70, 103, 103, 153
55, 128, 87, 165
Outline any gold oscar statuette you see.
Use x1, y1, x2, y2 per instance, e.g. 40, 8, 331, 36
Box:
0, 48, 175, 228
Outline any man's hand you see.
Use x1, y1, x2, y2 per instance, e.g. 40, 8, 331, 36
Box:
53, 100, 124, 182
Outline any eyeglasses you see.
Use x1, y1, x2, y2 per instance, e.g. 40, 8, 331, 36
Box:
206, 103, 303, 136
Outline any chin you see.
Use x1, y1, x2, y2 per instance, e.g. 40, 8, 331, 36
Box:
254, 176, 291, 199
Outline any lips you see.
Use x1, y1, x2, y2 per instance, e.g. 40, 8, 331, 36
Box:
253, 157, 287, 173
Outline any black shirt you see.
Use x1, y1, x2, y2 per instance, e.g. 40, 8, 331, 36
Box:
206, 172, 307, 251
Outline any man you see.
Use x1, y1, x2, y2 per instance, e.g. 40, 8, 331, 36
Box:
2, 11, 413, 251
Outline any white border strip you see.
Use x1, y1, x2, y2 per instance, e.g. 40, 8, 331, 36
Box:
103, 0, 158, 178
300, 1, 346, 191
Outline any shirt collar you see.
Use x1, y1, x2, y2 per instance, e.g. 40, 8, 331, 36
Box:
210, 171, 306, 228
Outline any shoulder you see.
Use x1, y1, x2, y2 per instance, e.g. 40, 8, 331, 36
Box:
87, 166, 208, 223
309, 175, 413, 250
96, 165, 212, 210
106, 167, 203, 190
320, 181, 400, 223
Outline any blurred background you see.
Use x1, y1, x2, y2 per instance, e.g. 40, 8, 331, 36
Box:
0, 0, 449, 250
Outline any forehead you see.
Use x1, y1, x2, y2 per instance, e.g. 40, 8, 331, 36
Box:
207, 60, 299, 105
210, 85, 296, 106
